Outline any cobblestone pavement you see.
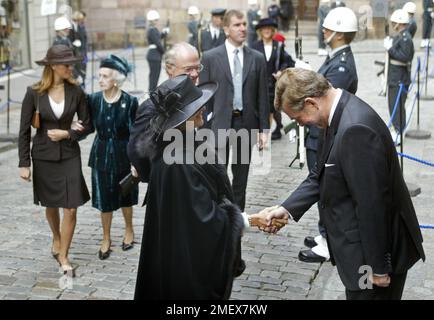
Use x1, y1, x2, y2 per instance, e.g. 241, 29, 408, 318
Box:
0, 37, 433, 300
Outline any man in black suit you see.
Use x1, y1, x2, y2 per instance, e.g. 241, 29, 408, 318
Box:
199, 9, 269, 212
199, 8, 227, 54
263, 68, 425, 300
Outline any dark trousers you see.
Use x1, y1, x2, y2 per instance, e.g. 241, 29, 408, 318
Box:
221, 116, 253, 212
306, 148, 327, 238
388, 85, 408, 133
345, 272, 408, 300
423, 12, 432, 39
148, 59, 161, 92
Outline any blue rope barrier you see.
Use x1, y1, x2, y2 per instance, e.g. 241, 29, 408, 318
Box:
420, 225, 434, 230
387, 83, 404, 129
397, 152, 434, 167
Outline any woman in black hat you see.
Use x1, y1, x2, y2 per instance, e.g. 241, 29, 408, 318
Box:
81, 54, 139, 260
18, 45, 91, 275
133, 75, 287, 300
252, 18, 295, 140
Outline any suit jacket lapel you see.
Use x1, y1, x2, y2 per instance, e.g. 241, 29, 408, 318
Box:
242, 47, 252, 85
217, 45, 233, 85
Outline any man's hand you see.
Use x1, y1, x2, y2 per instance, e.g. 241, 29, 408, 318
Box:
370, 274, 391, 288
257, 132, 268, 151
47, 129, 70, 142
71, 120, 84, 132
19, 167, 31, 182
262, 206, 291, 233
384, 37, 393, 51
249, 207, 288, 232
131, 165, 138, 178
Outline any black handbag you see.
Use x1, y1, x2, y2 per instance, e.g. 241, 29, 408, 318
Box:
119, 173, 140, 197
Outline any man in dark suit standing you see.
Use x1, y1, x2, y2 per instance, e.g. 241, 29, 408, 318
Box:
200, 9, 269, 212
263, 68, 425, 300
199, 9, 227, 54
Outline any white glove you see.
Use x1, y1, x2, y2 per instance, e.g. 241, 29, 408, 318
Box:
162, 27, 170, 35
294, 59, 313, 71
431, 12, 434, 19
384, 37, 393, 50
72, 39, 82, 47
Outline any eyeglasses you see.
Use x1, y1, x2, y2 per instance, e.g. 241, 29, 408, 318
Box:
175, 64, 204, 73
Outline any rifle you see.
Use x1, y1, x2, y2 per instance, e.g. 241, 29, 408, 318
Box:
163, 19, 170, 52
381, 18, 390, 97
287, 15, 306, 170
197, 13, 203, 57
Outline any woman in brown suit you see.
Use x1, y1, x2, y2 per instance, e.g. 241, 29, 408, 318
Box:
18, 45, 91, 275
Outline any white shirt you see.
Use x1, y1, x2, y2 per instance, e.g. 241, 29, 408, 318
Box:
328, 89, 343, 126
329, 44, 350, 60
225, 40, 244, 76
209, 24, 220, 39
48, 96, 65, 120
264, 43, 273, 61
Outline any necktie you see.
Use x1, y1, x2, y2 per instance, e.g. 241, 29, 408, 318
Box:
233, 49, 243, 111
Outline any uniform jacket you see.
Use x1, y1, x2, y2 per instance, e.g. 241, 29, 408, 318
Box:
282, 90, 425, 290
387, 30, 414, 87
18, 82, 90, 167
87, 91, 138, 174
407, 18, 417, 39
187, 20, 199, 49
199, 27, 226, 53
307, 46, 358, 151
199, 44, 270, 133
146, 26, 165, 61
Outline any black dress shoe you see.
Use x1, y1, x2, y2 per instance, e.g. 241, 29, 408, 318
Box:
271, 130, 282, 140
121, 241, 136, 251
304, 236, 317, 249
298, 249, 327, 263
98, 241, 112, 260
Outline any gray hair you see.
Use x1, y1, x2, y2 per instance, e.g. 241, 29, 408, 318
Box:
111, 69, 127, 88
164, 42, 199, 66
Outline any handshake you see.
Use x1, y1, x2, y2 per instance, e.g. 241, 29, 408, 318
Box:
247, 205, 291, 233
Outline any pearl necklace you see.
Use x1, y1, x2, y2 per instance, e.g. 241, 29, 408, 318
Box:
103, 89, 122, 104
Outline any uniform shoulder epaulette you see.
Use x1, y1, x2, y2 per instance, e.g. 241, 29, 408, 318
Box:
339, 51, 348, 63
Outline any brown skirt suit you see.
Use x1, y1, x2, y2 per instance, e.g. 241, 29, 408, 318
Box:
18, 82, 91, 208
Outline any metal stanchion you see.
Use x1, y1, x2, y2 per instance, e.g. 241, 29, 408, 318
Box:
7, 62, 10, 135
406, 57, 432, 140
421, 43, 434, 100
128, 43, 144, 95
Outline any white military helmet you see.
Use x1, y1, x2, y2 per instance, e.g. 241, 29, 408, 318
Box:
147, 10, 160, 21
322, 7, 358, 32
403, 2, 416, 14
390, 9, 410, 24
54, 16, 72, 31
188, 6, 200, 15
248, 0, 258, 5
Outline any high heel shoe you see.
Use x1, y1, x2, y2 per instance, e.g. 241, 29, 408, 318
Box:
60, 264, 76, 278
122, 235, 136, 251
98, 241, 112, 260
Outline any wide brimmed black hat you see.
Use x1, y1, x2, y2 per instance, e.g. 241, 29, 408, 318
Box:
149, 75, 218, 136
35, 45, 83, 66
255, 18, 278, 30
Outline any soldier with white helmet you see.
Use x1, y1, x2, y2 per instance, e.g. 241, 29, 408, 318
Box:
53, 16, 73, 48
247, 0, 261, 47
187, 6, 200, 49
300, 6, 359, 264
384, 9, 414, 136
403, 2, 417, 38
421, 0, 434, 48
146, 10, 168, 92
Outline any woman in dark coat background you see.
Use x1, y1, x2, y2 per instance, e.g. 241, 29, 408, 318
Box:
252, 18, 295, 140
84, 55, 139, 260
18, 45, 91, 275
132, 75, 286, 300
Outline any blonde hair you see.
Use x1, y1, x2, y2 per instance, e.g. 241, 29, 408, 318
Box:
274, 68, 331, 112
32, 65, 78, 94
257, 26, 276, 41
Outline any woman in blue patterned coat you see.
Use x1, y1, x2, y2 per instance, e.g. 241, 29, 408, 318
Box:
80, 55, 139, 259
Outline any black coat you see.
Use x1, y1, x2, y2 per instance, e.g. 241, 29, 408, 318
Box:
18, 82, 91, 167
199, 28, 226, 53
134, 140, 244, 300
282, 90, 425, 291
146, 26, 165, 61
252, 40, 295, 99
387, 30, 414, 87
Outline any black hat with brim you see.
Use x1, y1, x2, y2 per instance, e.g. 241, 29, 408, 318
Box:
35, 44, 83, 66
150, 75, 218, 134
255, 18, 278, 30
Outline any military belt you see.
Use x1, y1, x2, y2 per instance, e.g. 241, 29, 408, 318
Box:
390, 59, 410, 67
